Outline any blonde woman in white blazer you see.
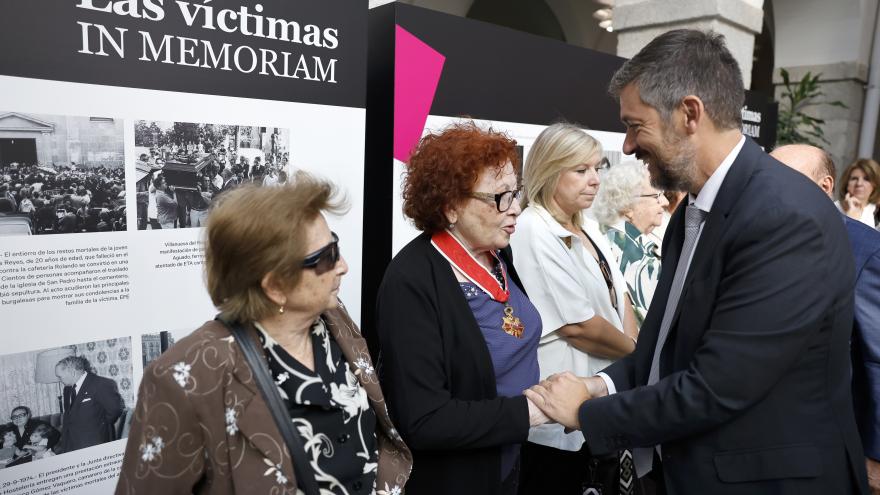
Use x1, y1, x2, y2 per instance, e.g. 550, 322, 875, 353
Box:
511, 123, 638, 495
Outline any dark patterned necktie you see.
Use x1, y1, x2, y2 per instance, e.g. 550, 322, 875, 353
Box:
63, 385, 76, 412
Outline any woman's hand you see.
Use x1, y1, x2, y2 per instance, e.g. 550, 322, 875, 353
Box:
526, 397, 551, 427
867, 457, 880, 495
525, 372, 590, 430
843, 192, 865, 219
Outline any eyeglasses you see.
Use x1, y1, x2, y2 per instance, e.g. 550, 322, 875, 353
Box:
636, 192, 664, 202
301, 232, 340, 275
470, 187, 523, 212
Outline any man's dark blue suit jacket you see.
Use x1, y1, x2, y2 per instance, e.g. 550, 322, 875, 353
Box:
845, 216, 880, 462
580, 138, 869, 494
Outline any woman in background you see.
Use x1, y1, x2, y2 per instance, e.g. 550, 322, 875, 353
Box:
376, 121, 545, 495
838, 158, 880, 228
590, 161, 667, 325
511, 122, 638, 494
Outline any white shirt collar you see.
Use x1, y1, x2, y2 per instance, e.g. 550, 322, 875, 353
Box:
534, 204, 577, 238
689, 135, 746, 212
74, 371, 87, 394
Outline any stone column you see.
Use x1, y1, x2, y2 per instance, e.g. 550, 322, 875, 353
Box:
613, 0, 764, 88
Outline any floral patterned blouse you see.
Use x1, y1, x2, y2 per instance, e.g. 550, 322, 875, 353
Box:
254, 319, 379, 495
602, 221, 662, 326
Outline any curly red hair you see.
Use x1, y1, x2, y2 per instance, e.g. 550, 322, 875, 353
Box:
403, 122, 519, 232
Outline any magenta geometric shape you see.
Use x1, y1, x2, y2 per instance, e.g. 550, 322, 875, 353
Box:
393, 25, 446, 163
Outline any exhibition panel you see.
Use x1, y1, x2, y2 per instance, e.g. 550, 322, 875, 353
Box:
0, 2, 367, 492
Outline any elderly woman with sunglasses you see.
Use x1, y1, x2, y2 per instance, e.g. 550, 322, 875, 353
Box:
590, 160, 669, 326
510, 123, 639, 494
375, 122, 545, 495
117, 173, 411, 495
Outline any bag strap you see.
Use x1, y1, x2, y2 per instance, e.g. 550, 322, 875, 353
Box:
217, 317, 320, 495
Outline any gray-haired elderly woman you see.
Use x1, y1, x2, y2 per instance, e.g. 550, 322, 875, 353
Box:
117, 174, 411, 495
589, 161, 668, 325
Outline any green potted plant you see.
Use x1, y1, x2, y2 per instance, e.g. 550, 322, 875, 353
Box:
776, 68, 847, 146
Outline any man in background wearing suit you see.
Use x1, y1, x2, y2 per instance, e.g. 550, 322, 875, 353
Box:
55, 356, 124, 453
771, 144, 880, 494
526, 29, 869, 494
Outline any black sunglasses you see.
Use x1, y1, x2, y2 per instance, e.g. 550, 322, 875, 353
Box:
302, 232, 340, 275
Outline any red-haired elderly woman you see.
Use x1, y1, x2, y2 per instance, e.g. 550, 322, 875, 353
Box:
375, 122, 546, 495
117, 173, 411, 495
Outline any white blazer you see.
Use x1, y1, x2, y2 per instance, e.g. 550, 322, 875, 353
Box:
510, 205, 628, 451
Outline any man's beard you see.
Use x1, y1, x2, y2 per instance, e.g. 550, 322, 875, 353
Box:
647, 129, 698, 194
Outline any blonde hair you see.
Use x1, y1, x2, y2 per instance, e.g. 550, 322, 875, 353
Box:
523, 122, 602, 230
204, 172, 348, 322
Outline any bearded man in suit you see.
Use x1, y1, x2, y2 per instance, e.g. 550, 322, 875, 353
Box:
526, 29, 869, 495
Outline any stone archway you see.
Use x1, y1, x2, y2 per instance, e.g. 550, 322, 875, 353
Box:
0, 138, 38, 167
0, 112, 55, 167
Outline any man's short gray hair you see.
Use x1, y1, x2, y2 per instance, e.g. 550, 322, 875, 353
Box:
591, 161, 649, 226
609, 29, 744, 130
56, 355, 91, 373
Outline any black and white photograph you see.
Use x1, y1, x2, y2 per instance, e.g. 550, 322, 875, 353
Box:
141, 331, 176, 368
134, 120, 291, 230
0, 111, 126, 237
0, 337, 134, 470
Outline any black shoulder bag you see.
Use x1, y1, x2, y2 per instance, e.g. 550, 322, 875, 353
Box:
217, 318, 320, 495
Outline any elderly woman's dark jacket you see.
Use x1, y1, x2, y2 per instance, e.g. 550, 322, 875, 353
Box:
116, 305, 412, 495
375, 232, 531, 495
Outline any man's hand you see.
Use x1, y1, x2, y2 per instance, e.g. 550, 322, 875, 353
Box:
867, 457, 880, 495
524, 371, 592, 430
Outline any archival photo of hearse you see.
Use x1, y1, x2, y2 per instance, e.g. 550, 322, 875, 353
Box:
134, 120, 291, 230
0, 337, 134, 470
0, 112, 126, 237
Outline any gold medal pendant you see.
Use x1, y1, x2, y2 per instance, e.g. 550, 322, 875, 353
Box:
501, 305, 525, 338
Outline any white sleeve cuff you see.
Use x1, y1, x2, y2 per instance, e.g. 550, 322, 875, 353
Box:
596, 372, 617, 395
